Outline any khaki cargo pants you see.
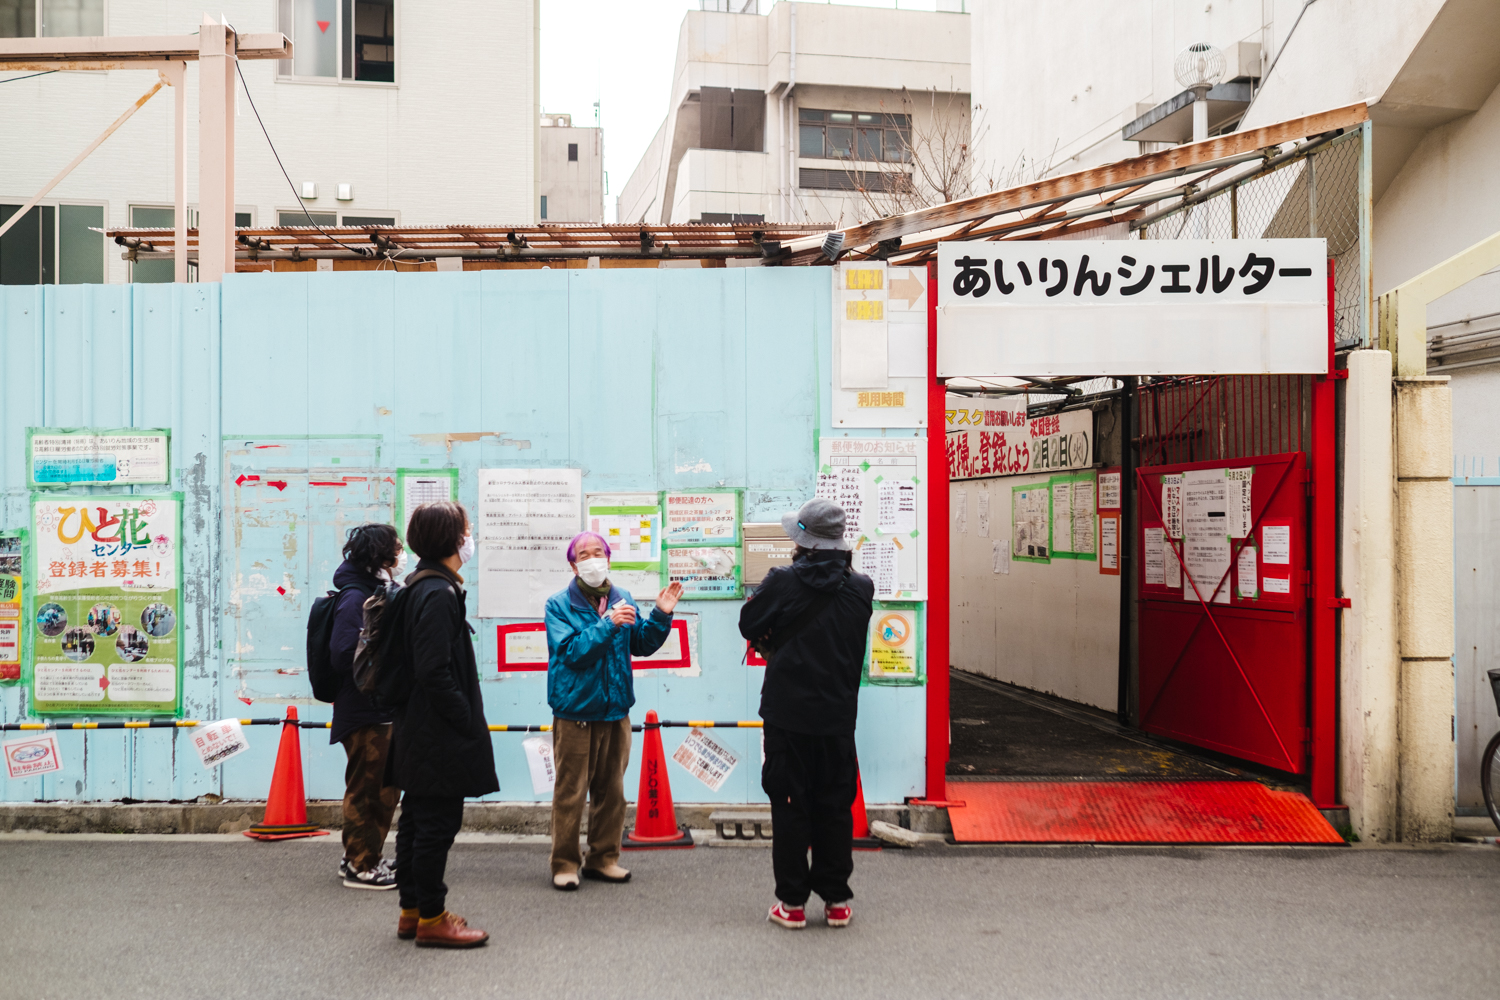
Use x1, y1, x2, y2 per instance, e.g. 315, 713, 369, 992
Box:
549, 717, 633, 876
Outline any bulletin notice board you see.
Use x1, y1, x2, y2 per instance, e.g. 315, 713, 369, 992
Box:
1010, 471, 1099, 564
29, 495, 183, 716
396, 468, 459, 544
661, 489, 742, 600
865, 602, 923, 687
817, 436, 926, 601
0, 530, 28, 683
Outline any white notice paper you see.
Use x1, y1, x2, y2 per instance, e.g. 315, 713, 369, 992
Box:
992, 539, 1010, 575
878, 479, 917, 534
1101, 517, 1119, 571
522, 736, 557, 795
1071, 481, 1095, 554
952, 490, 967, 535
3, 733, 62, 779
977, 490, 990, 537
1225, 467, 1253, 538
1182, 471, 1230, 604
816, 466, 866, 540
1263, 576, 1291, 594
1165, 537, 1182, 589
1052, 481, 1073, 554
191, 719, 250, 771
671, 727, 739, 792
1162, 474, 1184, 539
1262, 524, 1291, 564
478, 468, 582, 618
863, 540, 898, 597
1098, 471, 1122, 510
1237, 544, 1259, 599
1144, 527, 1165, 585
403, 475, 454, 533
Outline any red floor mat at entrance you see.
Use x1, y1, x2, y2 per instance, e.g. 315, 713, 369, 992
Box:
946, 781, 1344, 844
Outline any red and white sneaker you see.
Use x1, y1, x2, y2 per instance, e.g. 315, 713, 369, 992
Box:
768, 901, 807, 929
824, 902, 852, 927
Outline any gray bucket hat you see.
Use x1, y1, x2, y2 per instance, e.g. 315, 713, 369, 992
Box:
781, 497, 851, 551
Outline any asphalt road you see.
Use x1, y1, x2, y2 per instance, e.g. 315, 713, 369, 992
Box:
2, 834, 1497, 999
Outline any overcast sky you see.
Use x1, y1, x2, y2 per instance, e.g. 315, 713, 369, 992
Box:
538, 0, 943, 222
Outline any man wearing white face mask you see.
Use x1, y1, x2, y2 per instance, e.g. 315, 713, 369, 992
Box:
544, 532, 683, 890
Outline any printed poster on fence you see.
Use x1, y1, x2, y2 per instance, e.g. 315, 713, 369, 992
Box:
0, 531, 25, 682
191, 719, 250, 770
522, 736, 557, 795
31, 495, 182, 716
28, 427, 170, 487
4, 733, 62, 779
867, 605, 922, 684
671, 727, 738, 792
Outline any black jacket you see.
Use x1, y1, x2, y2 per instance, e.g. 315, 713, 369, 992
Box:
328, 561, 393, 745
739, 549, 875, 736
388, 560, 499, 799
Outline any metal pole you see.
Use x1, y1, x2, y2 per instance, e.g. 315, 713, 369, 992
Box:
924, 259, 951, 799
1309, 260, 1339, 807
167, 61, 187, 283
1117, 376, 1137, 724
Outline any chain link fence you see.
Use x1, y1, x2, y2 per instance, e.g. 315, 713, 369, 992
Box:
1142, 130, 1365, 349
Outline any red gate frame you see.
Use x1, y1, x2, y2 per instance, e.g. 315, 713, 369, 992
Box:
924, 259, 1341, 809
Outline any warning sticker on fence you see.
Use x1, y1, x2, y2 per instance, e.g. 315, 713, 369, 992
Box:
4, 733, 63, 779
190, 719, 250, 770
671, 727, 738, 792
522, 736, 557, 795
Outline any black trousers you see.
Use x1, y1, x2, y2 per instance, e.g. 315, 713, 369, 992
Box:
395, 793, 465, 918
761, 724, 857, 907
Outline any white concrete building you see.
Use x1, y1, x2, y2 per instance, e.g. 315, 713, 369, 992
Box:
618, 1, 970, 228
0, 0, 538, 284
538, 112, 604, 223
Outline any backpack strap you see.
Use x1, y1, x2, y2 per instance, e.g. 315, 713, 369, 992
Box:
763, 571, 847, 661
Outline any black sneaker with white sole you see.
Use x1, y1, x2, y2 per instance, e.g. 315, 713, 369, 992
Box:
343, 859, 397, 891
338, 857, 352, 880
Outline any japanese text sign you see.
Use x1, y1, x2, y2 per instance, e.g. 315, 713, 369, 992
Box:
937, 239, 1328, 376
4, 733, 62, 779
191, 719, 250, 770
28, 428, 170, 487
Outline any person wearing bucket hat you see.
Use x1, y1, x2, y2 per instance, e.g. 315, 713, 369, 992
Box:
739, 497, 874, 930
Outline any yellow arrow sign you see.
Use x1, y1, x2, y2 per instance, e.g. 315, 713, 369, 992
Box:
889, 271, 925, 309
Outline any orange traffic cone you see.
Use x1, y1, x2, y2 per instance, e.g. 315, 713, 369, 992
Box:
243, 706, 330, 841
851, 765, 882, 850
621, 711, 694, 849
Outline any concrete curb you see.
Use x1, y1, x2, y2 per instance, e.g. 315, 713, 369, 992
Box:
0, 801, 951, 836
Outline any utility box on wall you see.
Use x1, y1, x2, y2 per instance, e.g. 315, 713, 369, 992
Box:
743, 522, 795, 586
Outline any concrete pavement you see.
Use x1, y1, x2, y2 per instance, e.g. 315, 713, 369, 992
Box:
1, 835, 1496, 999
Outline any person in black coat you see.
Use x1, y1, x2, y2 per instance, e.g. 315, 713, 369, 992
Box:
329, 523, 403, 890
390, 500, 496, 949
738, 497, 875, 931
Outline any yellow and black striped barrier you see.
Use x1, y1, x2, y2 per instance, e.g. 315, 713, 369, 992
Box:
0, 717, 764, 733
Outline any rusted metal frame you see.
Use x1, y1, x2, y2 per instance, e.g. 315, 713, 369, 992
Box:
0, 32, 291, 67
832, 104, 1368, 251
1135, 460, 1303, 772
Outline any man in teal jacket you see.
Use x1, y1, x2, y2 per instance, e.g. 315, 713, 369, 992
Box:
545, 531, 683, 890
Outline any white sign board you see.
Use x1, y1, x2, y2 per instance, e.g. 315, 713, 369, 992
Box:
816, 436, 926, 600
4, 733, 62, 779
191, 719, 251, 770
831, 262, 928, 428
945, 395, 1092, 480
671, 727, 738, 792
936, 239, 1328, 376
477, 469, 582, 618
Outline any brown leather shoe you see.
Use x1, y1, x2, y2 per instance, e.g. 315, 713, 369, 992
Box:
581, 864, 631, 883
397, 912, 418, 940
414, 911, 489, 949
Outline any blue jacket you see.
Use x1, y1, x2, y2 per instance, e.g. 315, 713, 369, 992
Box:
545, 579, 674, 722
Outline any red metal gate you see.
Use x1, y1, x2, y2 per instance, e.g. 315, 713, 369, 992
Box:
1135, 451, 1309, 773
1132, 352, 1338, 801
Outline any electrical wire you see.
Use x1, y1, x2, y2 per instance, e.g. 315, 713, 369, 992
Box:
230, 56, 372, 258
0, 70, 57, 84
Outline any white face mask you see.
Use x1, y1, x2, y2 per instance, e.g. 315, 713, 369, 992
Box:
383, 550, 408, 583
456, 533, 475, 566
575, 557, 609, 588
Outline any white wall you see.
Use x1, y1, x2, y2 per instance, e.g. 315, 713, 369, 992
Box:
949, 474, 1120, 711
0, 0, 537, 283
540, 124, 604, 223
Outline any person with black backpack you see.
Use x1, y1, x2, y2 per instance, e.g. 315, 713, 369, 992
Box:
322, 523, 403, 890
388, 500, 497, 949
738, 498, 874, 932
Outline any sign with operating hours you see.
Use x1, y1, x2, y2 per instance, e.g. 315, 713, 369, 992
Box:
936, 239, 1329, 377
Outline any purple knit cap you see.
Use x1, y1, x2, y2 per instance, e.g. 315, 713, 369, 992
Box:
566, 531, 612, 563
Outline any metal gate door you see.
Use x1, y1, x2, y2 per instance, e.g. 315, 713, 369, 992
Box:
1136, 452, 1309, 772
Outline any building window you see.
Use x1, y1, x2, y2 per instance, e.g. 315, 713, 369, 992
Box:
799, 109, 910, 162
279, 211, 339, 226
277, 0, 395, 83
568, 143, 578, 163
799, 168, 903, 192
700, 87, 765, 152
341, 215, 395, 226
539, 196, 548, 221
0, 0, 103, 37
1, 203, 103, 284
698, 213, 765, 224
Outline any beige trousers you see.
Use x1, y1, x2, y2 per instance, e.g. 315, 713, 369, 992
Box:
549, 716, 633, 876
